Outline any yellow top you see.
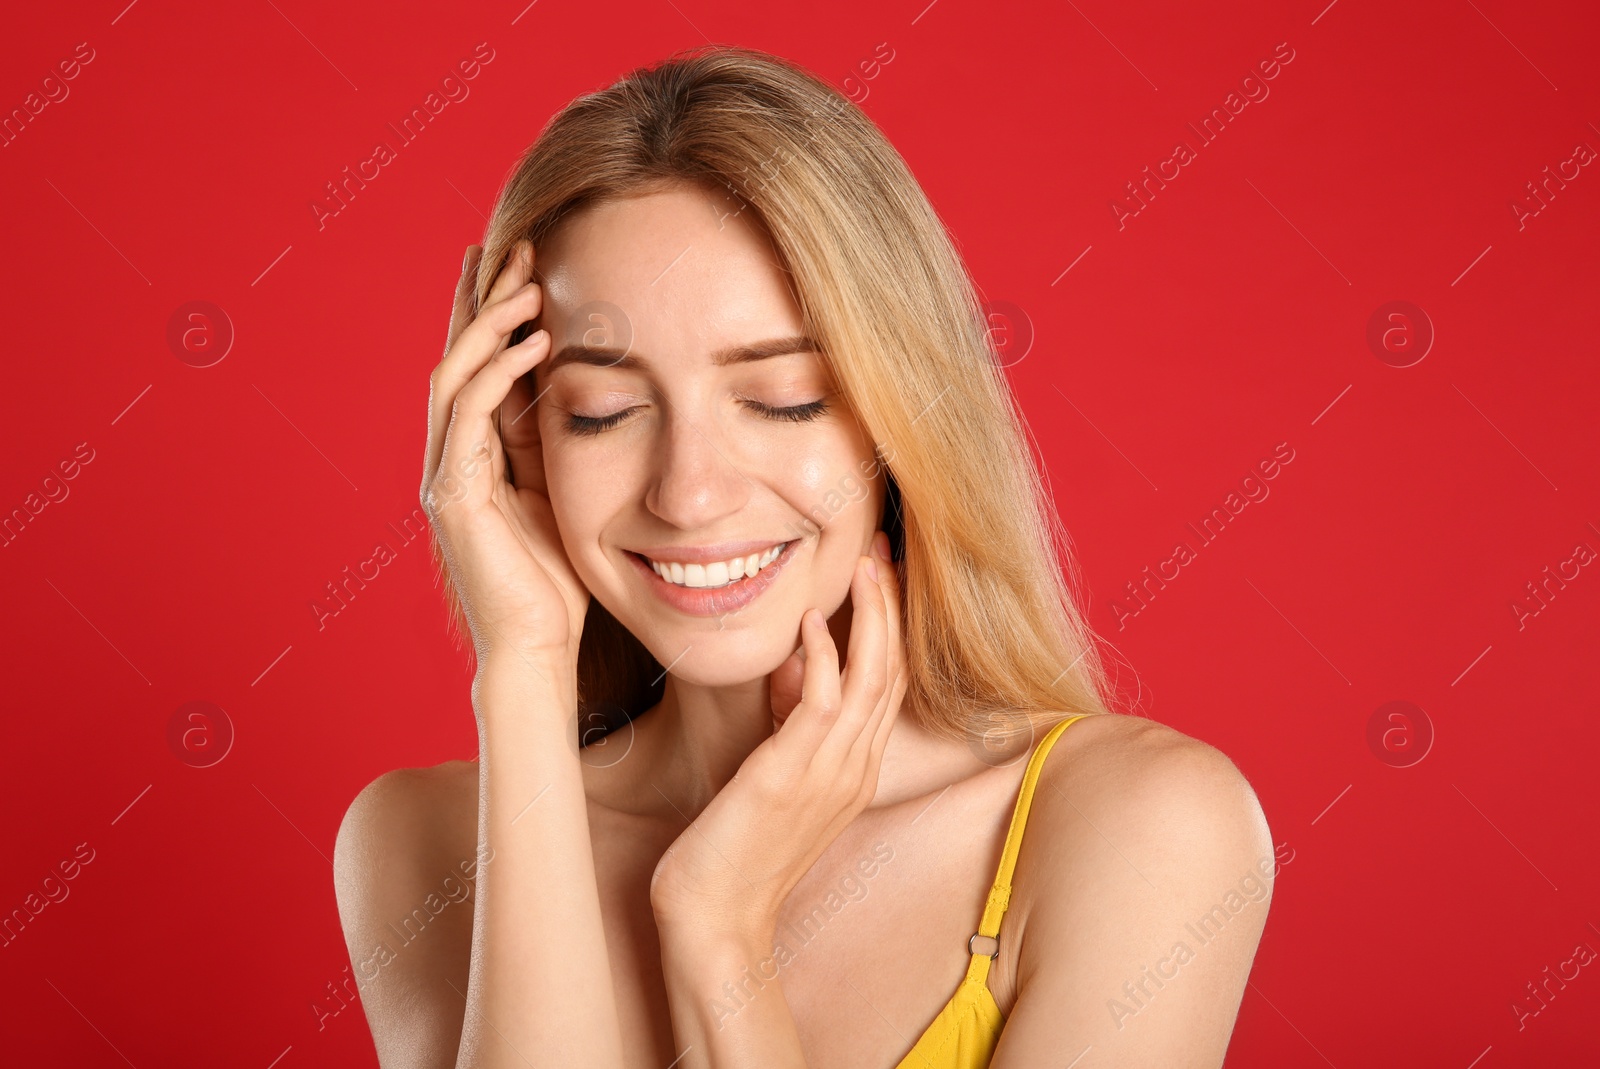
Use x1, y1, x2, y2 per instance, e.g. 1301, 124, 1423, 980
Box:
892, 713, 1092, 1069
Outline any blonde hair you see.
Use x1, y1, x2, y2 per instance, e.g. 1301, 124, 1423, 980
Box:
436, 43, 1117, 746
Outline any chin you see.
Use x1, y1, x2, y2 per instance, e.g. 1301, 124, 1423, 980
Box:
650, 629, 796, 689
593, 535, 854, 685
606, 588, 803, 685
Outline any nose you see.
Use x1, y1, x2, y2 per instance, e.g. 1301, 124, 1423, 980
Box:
643, 397, 754, 531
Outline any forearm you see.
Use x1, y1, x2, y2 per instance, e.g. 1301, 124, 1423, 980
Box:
657, 927, 810, 1068
456, 657, 626, 1069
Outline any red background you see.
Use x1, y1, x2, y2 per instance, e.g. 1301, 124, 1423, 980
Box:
2, 0, 1597, 1065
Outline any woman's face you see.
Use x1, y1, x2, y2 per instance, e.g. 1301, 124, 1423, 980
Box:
531, 183, 886, 685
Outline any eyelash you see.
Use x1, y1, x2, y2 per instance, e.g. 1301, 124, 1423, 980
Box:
565, 398, 829, 437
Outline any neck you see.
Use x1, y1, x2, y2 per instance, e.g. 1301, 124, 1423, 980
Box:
620, 593, 858, 819
582, 596, 971, 822
603, 687, 962, 832
644, 674, 778, 817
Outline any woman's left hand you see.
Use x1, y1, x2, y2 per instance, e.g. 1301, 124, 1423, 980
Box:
649, 531, 907, 944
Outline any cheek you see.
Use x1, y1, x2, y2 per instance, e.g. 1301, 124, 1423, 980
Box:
792, 454, 833, 497
785, 455, 841, 531
786, 447, 881, 538
539, 429, 601, 532
540, 432, 643, 557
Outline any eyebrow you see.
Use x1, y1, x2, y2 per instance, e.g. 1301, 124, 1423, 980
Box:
543, 334, 822, 375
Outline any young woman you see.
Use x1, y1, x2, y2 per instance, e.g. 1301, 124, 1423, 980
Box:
334, 44, 1274, 1069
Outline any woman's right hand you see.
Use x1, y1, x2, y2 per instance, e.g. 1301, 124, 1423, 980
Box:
421, 239, 589, 678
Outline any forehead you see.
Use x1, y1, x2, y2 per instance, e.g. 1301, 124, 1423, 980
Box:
533, 186, 807, 368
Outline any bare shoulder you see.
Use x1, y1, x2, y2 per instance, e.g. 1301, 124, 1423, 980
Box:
1035, 711, 1272, 866
1012, 710, 1277, 976
335, 759, 478, 861
334, 759, 480, 908
991, 712, 1276, 1066
332, 760, 480, 1068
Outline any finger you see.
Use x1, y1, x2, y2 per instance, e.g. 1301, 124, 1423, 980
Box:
487, 243, 543, 487
873, 532, 901, 676
429, 329, 552, 516
769, 648, 805, 729
425, 279, 543, 491
865, 650, 907, 769
774, 608, 842, 761
497, 360, 546, 493
453, 326, 553, 446
819, 556, 889, 769
445, 244, 484, 358
427, 240, 537, 484
865, 533, 906, 761
486, 239, 534, 308
481, 239, 537, 361
431, 246, 480, 493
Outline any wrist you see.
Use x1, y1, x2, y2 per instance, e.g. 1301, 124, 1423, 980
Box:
473, 628, 579, 674
657, 922, 778, 986
472, 653, 579, 724
655, 903, 779, 954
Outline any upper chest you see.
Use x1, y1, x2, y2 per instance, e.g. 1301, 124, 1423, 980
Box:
582, 762, 1039, 1069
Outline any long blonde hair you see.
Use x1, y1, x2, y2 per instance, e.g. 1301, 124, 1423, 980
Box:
437, 44, 1117, 746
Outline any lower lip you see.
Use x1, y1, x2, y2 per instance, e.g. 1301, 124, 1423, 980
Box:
626, 541, 798, 618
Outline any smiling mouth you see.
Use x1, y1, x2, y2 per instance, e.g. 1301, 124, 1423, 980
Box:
632, 541, 797, 590
623, 539, 800, 618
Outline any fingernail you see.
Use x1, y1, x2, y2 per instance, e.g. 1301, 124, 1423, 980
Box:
873, 531, 890, 561
865, 555, 879, 581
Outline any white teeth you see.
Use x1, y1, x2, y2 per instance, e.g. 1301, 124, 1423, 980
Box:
649, 544, 787, 589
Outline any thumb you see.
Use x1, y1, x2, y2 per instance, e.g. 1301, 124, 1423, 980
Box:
769, 643, 806, 730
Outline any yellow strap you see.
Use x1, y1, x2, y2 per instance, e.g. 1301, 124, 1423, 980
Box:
975, 713, 1091, 941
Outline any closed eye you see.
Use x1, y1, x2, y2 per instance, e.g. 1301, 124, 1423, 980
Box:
745, 398, 829, 423
565, 398, 829, 437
